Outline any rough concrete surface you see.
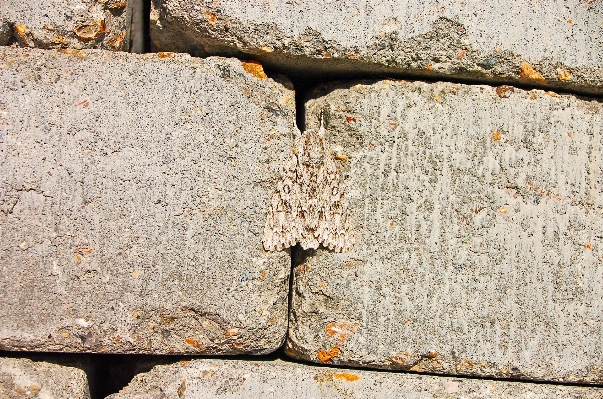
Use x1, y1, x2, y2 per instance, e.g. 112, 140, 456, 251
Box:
0, 0, 130, 51
0, 357, 90, 398
150, 0, 603, 95
112, 358, 603, 399
0, 47, 295, 354
286, 80, 603, 383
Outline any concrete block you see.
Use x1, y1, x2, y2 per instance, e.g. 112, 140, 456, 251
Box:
150, 0, 603, 95
0, 47, 295, 354
112, 358, 603, 398
0, 0, 130, 50
286, 80, 603, 382
0, 357, 90, 398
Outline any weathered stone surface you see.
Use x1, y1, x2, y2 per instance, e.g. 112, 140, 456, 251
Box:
150, 0, 603, 95
112, 358, 603, 398
286, 80, 603, 382
0, 357, 90, 398
0, 48, 295, 354
0, 0, 130, 50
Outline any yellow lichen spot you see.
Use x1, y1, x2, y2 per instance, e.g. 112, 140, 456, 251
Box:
260, 46, 274, 53
567, 19, 573, 25
333, 372, 360, 381
456, 49, 467, 59
426, 65, 433, 71
53, 36, 66, 44
317, 347, 340, 363
434, 94, 441, 101
15, 24, 28, 37
497, 206, 508, 214
519, 62, 545, 82
545, 91, 560, 98
558, 69, 571, 81
131, 269, 143, 278
60, 332, 69, 338
335, 155, 349, 162
157, 52, 174, 58
491, 130, 501, 141
57, 48, 85, 58
203, 11, 217, 23
241, 61, 267, 79
410, 365, 425, 372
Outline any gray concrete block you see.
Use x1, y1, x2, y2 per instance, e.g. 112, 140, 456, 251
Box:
0, 47, 295, 354
0, 0, 130, 50
286, 80, 603, 382
150, 0, 603, 95
112, 358, 603, 398
0, 357, 90, 398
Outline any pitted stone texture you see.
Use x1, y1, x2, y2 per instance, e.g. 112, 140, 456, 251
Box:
0, 357, 90, 398
150, 0, 603, 95
112, 358, 603, 398
0, 48, 294, 355
0, 0, 130, 50
286, 80, 603, 383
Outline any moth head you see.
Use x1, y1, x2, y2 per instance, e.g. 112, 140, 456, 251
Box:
302, 130, 325, 167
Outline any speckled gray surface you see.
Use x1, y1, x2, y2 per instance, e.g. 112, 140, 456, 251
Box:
150, 0, 603, 94
0, 47, 295, 354
0, 0, 130, 50
111, 358, 603, 398
286, 80, 603, 382
0, 357, 90, 398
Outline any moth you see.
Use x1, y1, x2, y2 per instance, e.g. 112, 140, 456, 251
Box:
263, 120, 358, 252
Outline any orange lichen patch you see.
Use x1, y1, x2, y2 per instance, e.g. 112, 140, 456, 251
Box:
495, 85, 515, 98
74, 245, 93, 254
322, 53, 332, 59
76, 100, 90, 107
333, 372, 360, 382
347, 53, 358, 59
112, 335, 122, 344
22, 53, 29, 58
204, 11, 217, 23
529, 90, 537, 100
224, 328, 240, 337
434, 94, 441, 101
326, 321, 359, 345
519, 62, 545, 82
108, 1, 127, 11
185, 337, 205, 350
180, 360, 190, 366
545, 91, 560, 98
335, 155, 349, 162
491, 130, 501, 141
427, 351, 439, 359
241, 61, 267, 79
259, 270, 267, 279
74, 20, 107, 42
60, 332, 69, 338
567, 19, 573, 25
456, 49, 467, 59
497, 206, 508, 215
345, 116, 357, 123
108, 30, 126, 50
586, 243, 592, 250
57, 48, 85, 58
558, 69, 571, 81
233, 342, 244, 349
426, 65, 433, 71
317, 347, 340, 363
157, 52, 175, 58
